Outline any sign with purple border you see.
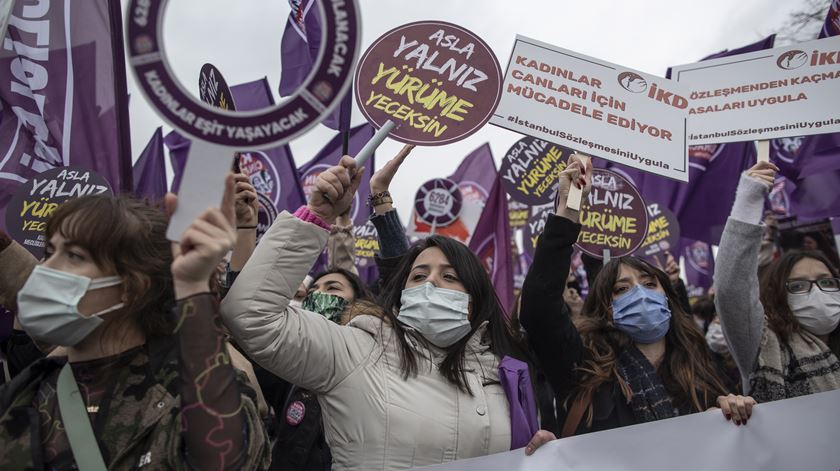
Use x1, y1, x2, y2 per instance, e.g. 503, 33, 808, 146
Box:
575, 168, 648, 259
126, 0, 360, 149
500, 136, 571, 206
634, 202, 680, 266
199, 63, 237, 111
5, 166, 112, 258
354, 21, 502, 146
414, 178, 463, 227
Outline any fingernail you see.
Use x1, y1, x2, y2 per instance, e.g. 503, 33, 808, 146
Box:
725, 413, 731, 420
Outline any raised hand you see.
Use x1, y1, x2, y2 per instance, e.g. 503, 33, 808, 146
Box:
554, 154, 593, 221
308, 155, 364, 225
233, 173, 259, 228
746, 160, 779, 189
167, 173, 237, 298
370, 144, 414, 194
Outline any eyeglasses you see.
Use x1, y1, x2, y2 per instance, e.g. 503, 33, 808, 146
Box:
785, 278, 840, 294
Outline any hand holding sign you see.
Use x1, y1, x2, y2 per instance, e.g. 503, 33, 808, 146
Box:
308, 156, 365, 225
168, 174, 237, 299
233, 174, 259, 228
554, 155, 593, 221
746, 160, 779, 189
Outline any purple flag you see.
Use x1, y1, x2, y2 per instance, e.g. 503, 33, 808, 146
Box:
823, 0, 840, 39
769, 173, 840, 223
606, 36, 776, 246
299, 124, 377, 281
449, 143, 498, 204
163, 130, 190, 194
133, 127, 167, 201
469, 175, 514, 314
681, 238, 715, 298
278, 0, 351, 131
0, 0, 131, 233
768, 6, 840, 181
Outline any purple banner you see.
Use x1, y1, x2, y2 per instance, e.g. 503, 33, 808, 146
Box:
822, 0, 840, 39
450, 143, 498, 205
681, 238, 715, 298
0, 0, 131, 234
469, 175, 514, 314
133, 127, 167, 201
279, 0, 351, 131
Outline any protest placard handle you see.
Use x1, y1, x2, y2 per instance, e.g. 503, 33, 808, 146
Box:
756, 140, 770, 163
603, 249, 612, 265
166, 140, 233, 242
566, 154, 591, 211
356, 120, 396, 168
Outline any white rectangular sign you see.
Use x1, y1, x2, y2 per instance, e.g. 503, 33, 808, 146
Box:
490, 35, 690, 182
672, 35, 840, 145
413, 389, 840, 470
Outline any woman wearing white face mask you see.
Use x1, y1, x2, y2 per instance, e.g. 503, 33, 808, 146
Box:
222, 156, 552, 471
0, 175, 269, 470
715, 161, 840, 402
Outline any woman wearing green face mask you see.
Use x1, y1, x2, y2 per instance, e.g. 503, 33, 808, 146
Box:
302, 268, 376, 325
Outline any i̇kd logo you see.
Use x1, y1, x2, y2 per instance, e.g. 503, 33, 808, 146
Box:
617, 72, 647, 93
776, 50, 808, 70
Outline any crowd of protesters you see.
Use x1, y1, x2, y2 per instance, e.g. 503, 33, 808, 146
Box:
0, 151, 837, 470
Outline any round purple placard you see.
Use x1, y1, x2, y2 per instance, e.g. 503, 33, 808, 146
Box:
127, 0, 360, 149
575, 168, 648, 259
354, 21, 502, 146
5, 166, 112, 258
414, 178, 463, 226
199, 63, 236, 111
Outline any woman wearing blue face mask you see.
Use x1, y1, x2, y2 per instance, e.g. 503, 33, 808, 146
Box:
222, 156, 554, 471
715, 161, 840, 403
0, 175, 269, 470
520, 156, 753, 438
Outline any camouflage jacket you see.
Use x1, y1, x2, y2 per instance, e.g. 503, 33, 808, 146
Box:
0, 335, 270, 470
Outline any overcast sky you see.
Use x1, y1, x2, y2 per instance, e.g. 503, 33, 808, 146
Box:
124, 0, 809, 214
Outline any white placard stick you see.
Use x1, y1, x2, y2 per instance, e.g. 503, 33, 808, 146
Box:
603, 249, 612, 265
756, 140, 770, 163
566, 153, 591, 211
166, 140, 234, 241
356, 120, 396, 167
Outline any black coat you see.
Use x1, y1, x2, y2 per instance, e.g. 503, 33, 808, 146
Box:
519, 216, 637, 435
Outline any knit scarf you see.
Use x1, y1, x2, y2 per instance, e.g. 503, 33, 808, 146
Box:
750, 327, 840, 402
616, 345, 678, 424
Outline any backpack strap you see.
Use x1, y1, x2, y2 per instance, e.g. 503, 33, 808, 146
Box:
57, 363, 108, 471
561, 389, 593, 438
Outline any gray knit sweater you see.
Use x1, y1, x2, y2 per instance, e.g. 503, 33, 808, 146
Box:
714, 174, 770, 393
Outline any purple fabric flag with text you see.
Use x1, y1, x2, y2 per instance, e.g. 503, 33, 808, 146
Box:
299, 124, 377, 281
606, 36, 776, 246
681, 238, 715, 298
769, 4, 840, 181
133, 127, 167, 201
230, 79, 306, 213
449, 143, 498, 203
278, 0, 351, 131
0, 0, 132, 233
469, 175, 514, 314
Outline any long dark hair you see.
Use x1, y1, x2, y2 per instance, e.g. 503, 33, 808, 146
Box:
575, 257, 728, 422
45, 195, 175, 341
759, 250, 840, 353
378, 235, 531, 393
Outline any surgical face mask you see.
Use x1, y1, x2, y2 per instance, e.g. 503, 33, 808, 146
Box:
17, 265, 124, 347
398, 283, 472, 348
611, 285, 672, 344
301, 291, 347, 323
705, 323, 729, 354
788, 289, 840, 336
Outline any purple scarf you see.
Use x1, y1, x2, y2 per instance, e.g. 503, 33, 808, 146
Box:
499, 356, 539, 449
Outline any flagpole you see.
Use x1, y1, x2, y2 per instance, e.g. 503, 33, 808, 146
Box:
342, 131, 350, 155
